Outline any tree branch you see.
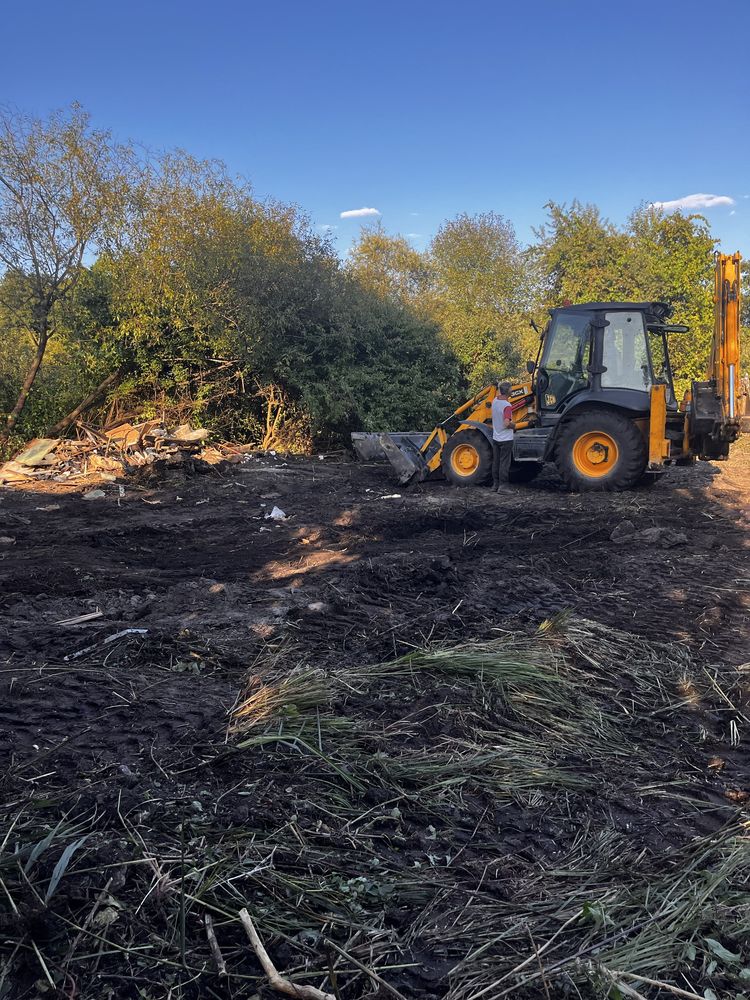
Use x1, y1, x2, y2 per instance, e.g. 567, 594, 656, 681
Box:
238, 908, 334, 1000
47, 369, 124, 436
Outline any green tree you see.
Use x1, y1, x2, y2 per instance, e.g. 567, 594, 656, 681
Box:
348, 224, 430, 305
532, 200, 628, 303
102, 151, 462, 445
0, 104, 131, 443
623, 207, 716, 386
427, 212, 530, 387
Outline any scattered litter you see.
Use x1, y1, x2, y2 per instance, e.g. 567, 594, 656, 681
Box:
14, 438, 59, 467
306, 601, 329, 613
104, 420, 160, 448
35, 504, 61, 512
196, 499, 209, 505
380, 493, 402, 500
142, 498, 162, 505
265, 506, 287, 520
82, 489, 106, 501
0, 536, 15, 546
0, 462, 37, 483
165, 424, 210, 444
102, 628, 148, 643
55, 611, 104, 626
64, 627, 149, 662
88, 454, 122, 473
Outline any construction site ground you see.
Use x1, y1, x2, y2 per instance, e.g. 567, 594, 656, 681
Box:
1, 439, 749, 999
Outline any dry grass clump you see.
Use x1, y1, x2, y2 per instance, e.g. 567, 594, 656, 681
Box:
2, 616, 747, 998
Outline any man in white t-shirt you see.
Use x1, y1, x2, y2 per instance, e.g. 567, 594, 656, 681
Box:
491, 382, 515, 491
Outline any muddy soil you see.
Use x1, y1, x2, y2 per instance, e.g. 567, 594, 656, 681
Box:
0, 441, 748, 998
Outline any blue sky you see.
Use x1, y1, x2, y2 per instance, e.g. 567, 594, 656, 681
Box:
1, 0, 748, 256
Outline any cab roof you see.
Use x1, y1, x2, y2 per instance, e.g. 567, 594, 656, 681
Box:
551, 301, 672, 320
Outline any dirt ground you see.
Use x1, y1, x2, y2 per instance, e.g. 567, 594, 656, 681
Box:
1, 440, 749, 998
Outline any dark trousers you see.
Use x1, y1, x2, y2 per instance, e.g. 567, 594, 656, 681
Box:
492, 440, 512, 487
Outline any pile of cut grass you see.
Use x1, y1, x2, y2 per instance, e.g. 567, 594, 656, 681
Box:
1, 616, 747, 999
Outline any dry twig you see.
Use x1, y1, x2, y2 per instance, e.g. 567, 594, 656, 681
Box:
239, 908, 334, 1000
324, 938, 409, 1000
204, 912, 227, 976
602, 969, 707, 1000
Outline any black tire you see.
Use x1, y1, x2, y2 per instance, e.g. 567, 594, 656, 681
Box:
509, 461, 542, 484
442, 430, 493, 487
555, 408, 647, 492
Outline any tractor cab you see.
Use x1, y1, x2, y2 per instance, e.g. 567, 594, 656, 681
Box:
535, 302, 679, 420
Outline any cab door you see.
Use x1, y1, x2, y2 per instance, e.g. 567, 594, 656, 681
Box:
538, 312, 592, 412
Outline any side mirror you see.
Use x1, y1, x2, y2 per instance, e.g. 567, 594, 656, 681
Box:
526, 360, 535, 374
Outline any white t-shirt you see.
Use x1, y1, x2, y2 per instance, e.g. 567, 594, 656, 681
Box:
491, 397, 513, 442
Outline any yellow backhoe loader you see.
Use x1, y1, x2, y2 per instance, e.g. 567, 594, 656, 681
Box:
352, 252, 743, 491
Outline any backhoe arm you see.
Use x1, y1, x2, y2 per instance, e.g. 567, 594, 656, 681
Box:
685, 251, 743, 461
710, 251, 742, 423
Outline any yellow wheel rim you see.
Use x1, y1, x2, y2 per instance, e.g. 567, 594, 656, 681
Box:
572, 431, 619, 478
450, 443, 481, 477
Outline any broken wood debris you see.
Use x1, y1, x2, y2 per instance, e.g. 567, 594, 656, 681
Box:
0, 421, 253, 485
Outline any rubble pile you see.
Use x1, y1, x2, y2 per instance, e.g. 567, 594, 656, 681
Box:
0, 420, 251, 484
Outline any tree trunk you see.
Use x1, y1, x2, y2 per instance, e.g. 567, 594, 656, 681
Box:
47, 369, 123, 436
1, 327, 49, 443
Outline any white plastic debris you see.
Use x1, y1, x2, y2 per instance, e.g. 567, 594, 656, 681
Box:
380, 494, 402, 500
265, 506, 287, 520
82, 489, 106, 500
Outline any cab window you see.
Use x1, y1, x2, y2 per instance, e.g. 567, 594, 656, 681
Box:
602, 312, 650, 390
541, 312, 591, 409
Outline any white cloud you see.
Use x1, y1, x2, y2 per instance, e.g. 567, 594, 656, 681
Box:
650, 193, 735, 211
409, 212, 420, 217
406, 233, 423, 239
340, 206, 381, 219
318, 223, 338, 231
730, 210, 736, 216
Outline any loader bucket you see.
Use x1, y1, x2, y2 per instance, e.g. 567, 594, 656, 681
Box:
351, 432, 430, 484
